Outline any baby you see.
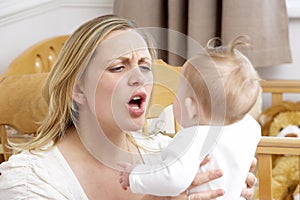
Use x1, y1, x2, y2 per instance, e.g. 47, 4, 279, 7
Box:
119, 35, 261, 199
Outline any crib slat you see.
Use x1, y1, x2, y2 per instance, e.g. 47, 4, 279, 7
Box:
257, 154, 272, 200
256, 137, 300, 199
261, 79, 300, 105
257, 137, 300, 155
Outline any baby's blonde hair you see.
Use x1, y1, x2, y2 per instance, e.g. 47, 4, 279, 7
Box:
12, 15, 156, 151
184, 35, 260, 124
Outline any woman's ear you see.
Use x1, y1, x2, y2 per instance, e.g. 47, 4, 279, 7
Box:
184, 97, 199, 120
72, 83, 86, 105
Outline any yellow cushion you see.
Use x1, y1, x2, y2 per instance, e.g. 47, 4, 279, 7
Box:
0, 73, 48, 133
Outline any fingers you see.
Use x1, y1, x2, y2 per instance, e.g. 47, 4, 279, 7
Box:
240, 157, 257, 199
249, 157, 257, 173
240, 188, 254, 200
245, 172, 257, 189
120, 181, 128, 190
241, 171, 257, 200
188, 189, 225, 200
186, 169, 223, 191
119, 172, 130, 190
117, 161, 134, 172
199, 155, 211, 167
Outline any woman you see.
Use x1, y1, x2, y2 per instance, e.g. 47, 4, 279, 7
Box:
0, 15, 256, 199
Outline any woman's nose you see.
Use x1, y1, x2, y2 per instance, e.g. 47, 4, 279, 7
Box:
128, 67, 145, 86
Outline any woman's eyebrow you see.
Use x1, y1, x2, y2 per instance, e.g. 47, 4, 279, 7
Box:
138, 57, 151, 63
114, 56, 151, 63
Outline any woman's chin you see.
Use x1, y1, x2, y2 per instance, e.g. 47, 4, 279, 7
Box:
113, 112, 146, 132
125, 119, 145, 132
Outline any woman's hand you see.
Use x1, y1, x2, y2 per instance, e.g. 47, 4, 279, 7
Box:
182, 168, 224, 199
182, 155, 224, 200
241, 157, 257, 200
142, 156, 258, 200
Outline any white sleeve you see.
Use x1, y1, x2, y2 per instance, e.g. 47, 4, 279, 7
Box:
129, 126, 210, 196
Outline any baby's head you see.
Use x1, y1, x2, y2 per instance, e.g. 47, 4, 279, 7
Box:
176, 36, 260, 126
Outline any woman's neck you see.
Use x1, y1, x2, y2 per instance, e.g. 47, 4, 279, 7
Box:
62, 124, 141, 168
78, 107, 131, 150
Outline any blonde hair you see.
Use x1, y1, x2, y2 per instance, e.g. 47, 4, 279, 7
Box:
13, 15, 156, 151
184, 35, 260, 124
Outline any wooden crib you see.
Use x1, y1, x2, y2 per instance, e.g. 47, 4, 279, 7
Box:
256, 80, 300, 200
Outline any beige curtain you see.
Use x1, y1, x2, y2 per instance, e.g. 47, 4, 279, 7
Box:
114, 0, 292, 67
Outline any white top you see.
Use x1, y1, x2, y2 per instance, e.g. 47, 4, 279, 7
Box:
129, 114, 261, 199
0, 146, 88, 199
0, 133, 171, 199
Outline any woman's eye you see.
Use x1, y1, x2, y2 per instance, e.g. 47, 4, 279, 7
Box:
139, 65, 151, 72
109, 66, 125, 73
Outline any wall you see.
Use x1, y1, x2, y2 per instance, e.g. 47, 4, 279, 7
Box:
0, 0, 299, 79
0, 0, 114, 74
256, 0, 300, 108
257, 0, 300, 80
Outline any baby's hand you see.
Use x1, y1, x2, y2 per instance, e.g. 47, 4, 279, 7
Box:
118, 162, 134, 191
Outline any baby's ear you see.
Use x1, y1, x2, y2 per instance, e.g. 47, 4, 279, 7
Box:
184, 97, 198, 120
72, 83, 86, 105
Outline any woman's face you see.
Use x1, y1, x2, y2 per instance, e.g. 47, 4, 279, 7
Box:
81, 30, 153, 134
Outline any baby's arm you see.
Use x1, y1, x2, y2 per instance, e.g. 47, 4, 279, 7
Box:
127, 126, 211, 196
118, 154, 198, 195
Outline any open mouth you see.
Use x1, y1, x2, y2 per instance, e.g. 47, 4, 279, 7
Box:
128, 92, 147, 116
129, 96, 143, 108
